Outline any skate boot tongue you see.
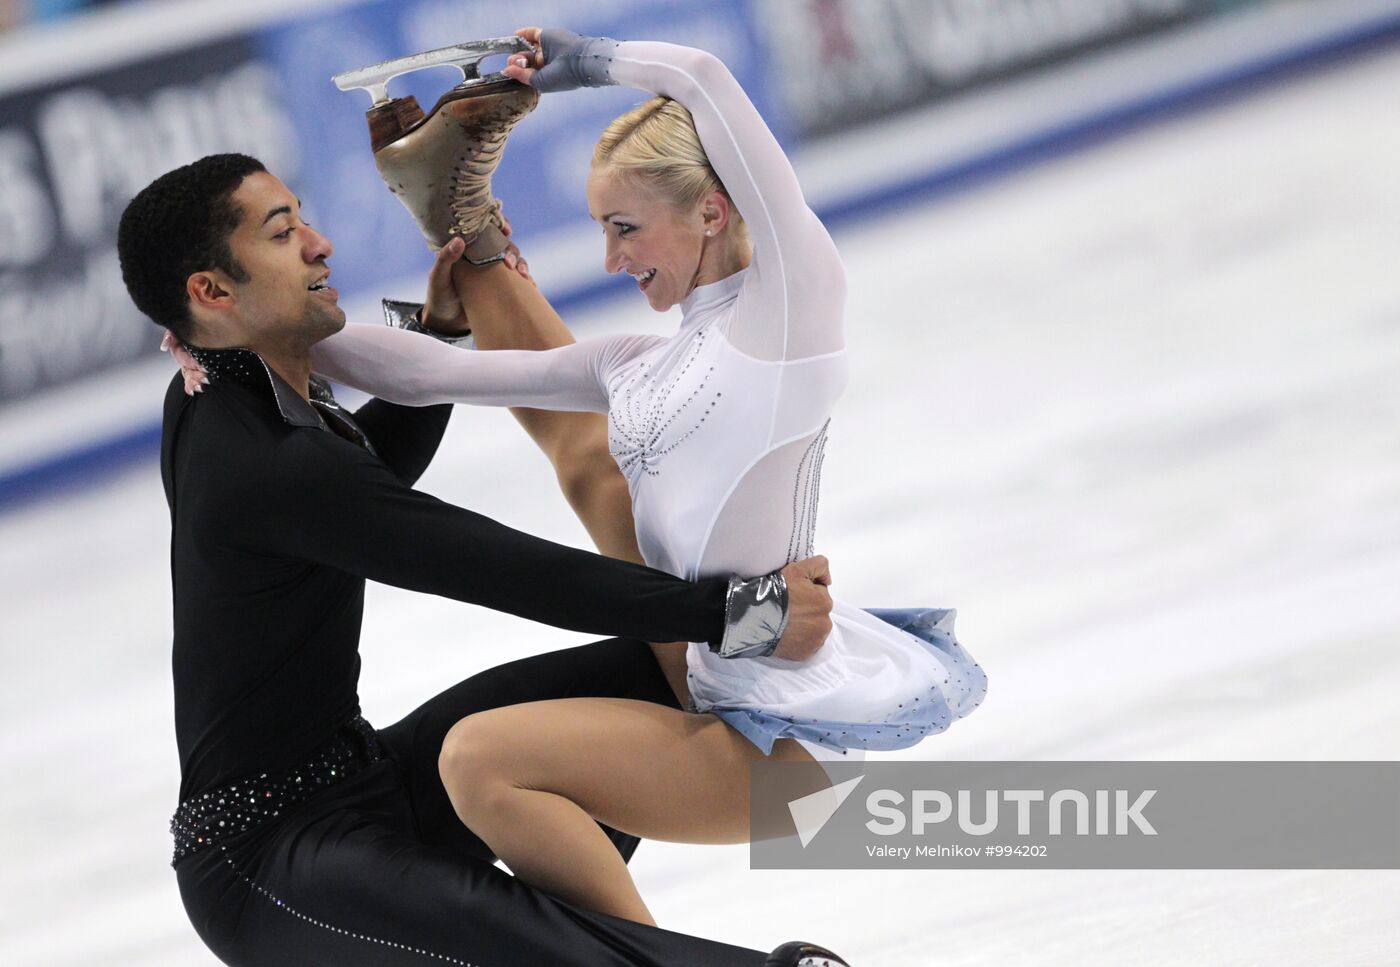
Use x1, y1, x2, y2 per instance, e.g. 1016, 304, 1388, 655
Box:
337, 38, 539, 264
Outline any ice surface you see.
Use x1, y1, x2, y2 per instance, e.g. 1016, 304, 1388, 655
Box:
3, 43, 1399, 967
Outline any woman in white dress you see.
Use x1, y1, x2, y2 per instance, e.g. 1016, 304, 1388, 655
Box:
181, 28, 986, 926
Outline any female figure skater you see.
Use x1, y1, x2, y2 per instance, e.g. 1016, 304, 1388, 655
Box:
179, 28, 985, 927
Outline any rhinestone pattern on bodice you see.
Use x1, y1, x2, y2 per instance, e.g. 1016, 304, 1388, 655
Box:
598, 279, 845, 583
608, 328, 721, 480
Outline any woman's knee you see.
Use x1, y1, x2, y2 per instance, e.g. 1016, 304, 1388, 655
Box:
438, 712, 519, 813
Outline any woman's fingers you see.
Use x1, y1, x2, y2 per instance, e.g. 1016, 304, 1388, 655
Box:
504, 26, 545, 84
168, 336, 206, 376
502, 59, 537, 85
161, 328, 208, 397
502, 247, 535, 286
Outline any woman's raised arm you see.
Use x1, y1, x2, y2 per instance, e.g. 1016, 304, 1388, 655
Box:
508, 30, 846, 362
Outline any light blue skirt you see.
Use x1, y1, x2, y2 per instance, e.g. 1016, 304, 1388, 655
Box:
709, 607, 986, 754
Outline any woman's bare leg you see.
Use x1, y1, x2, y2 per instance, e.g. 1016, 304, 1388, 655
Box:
449, 260, 635, 551
450, 260, 692, 705
438, 697, 824, 924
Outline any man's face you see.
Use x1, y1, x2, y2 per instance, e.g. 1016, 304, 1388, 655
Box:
219, 172, 345, 348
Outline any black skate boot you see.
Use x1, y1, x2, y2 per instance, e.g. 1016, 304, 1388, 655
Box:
766, 940, 852, 967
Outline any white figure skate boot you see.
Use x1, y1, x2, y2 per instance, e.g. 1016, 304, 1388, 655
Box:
334, 37, 538, 265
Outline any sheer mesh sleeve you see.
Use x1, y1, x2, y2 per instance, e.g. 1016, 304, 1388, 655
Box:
309, 323, 663, 413
605, 42, 846, 361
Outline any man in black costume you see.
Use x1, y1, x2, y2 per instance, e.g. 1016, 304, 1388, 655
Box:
119, 153, 839, 966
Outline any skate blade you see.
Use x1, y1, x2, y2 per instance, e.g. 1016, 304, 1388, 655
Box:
332, 36, 532, 107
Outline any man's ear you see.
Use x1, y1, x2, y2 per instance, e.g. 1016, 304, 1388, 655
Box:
187, 271, 234, 313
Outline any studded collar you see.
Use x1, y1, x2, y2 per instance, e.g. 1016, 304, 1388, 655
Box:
185, 345, 376, 455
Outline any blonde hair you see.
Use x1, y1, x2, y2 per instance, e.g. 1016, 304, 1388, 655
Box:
593, 96, 746, 237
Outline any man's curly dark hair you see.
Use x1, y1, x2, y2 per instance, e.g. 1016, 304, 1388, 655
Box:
118, 153, 267, 342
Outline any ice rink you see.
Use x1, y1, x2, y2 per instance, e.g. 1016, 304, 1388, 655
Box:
4, 35, 1400, 967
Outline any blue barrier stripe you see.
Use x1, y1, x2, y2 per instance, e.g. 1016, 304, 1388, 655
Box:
817, 10, 1400, 227
0, 421, 164, 512
3, 12, 1399, 516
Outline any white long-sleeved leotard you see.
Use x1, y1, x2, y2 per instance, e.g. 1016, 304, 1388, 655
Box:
312, 42, 985, 754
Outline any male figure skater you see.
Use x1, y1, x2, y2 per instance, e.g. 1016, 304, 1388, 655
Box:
120, 152, 840, 966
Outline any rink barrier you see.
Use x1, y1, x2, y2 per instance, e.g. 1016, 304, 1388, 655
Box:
3, 10, 1399, 516
817, 8, 1400, 226
0, 422, 163, 512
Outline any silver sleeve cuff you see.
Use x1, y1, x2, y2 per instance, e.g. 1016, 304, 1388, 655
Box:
381, 299, 474, 349
712, 571, 789, 659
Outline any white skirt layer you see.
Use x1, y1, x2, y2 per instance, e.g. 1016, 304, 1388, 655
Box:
686, 601, 987, 754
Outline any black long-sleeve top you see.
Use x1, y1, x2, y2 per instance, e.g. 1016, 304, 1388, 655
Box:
162, 347, 727, 802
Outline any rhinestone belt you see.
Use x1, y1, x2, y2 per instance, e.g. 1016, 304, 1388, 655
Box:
170, 715, 381, 865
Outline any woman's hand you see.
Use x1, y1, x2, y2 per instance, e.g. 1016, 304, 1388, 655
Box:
501, 26, 546, 86
499, 210, 533, 285
501, 27, 617, 93
161, 330, 208, 396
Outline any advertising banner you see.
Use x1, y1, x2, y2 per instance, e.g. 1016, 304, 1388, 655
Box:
0, 0, 775, 402
0, 36, 300, 401
756, 0, 1284, 139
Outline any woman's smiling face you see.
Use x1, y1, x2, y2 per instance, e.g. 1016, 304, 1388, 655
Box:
586, 167, 711, 312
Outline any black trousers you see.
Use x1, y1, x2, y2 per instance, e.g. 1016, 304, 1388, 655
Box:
175, 638, 767, 966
